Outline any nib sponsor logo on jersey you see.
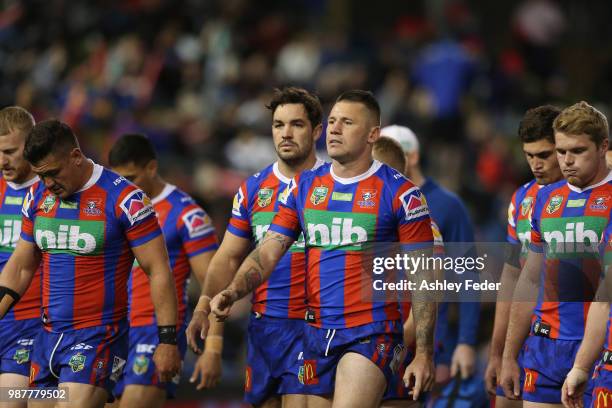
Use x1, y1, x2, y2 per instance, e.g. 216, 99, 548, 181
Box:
34, 218, 104, 255
400, 187, 429, 221
0, 215, 22, 252
304, 210, 375, 250
540, 217, 607, 257
120, 190, 153, 225
252, 212, 305, 251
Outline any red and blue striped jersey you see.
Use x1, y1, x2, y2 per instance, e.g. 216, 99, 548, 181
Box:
529, 173, 612, 340
129, 184, 218, 327
508, 179, 540, 264
0, 176, 41, 322
269, 161, 434, 329
20, 163, 162, 332
227, 160, 324, 319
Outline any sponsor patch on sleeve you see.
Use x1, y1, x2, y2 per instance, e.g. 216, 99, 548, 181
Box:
21, 189, 34, 217
279, 179, 296, 205
182, 208, 214, 239
232, 187, 245, 217
120, 189, 154, 225
399, 187, 429, 221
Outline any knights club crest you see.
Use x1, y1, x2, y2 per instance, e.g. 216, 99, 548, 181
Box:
546, 195, 563, 214
521, 197, 533, 217
310, 186, 329, 205
257, 188, 274, 208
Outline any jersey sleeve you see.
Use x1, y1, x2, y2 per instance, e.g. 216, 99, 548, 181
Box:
226, 182, 251, 239
115, 185, 162, 248
268, 177, 301, 240
20, 186, 37, 243
529, 189, 544, 253
177, 204, 219, 258
507, 189, 519, 244
394, 184, 434, 247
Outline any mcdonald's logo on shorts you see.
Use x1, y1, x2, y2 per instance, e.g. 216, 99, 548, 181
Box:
29, 362, 40, 386
245, 366, 252, 392
595, 387, 612, 407
523, 368, 538, 393
303, 360, 319, 385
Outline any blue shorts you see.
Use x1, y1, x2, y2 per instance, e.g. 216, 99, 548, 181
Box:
495, 347, 526, 398
382, 346, 416, 400
301, 320, 403, 396
29, 322, 128, 399
0, 319, 40, 376
591, 364, 612, 407
521, 335, 593, 405
113, 324, 187, 399
245, 314, 306, 405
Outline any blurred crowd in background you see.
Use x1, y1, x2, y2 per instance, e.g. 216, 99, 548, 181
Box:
1, 0, 611, 404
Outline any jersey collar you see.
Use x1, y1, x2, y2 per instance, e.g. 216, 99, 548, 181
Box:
7, 175, 39, 190
75, 160, 103, 193
567, 170, 612, 193
152, 183, 175, 205
330, 160, 382, 185
273, 158, 326, 184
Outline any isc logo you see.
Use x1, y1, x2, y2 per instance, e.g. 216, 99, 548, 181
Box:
307, 218, 367, 246
543, 222, 599, 253
136, 344, 156, 354
35, 225, 97, 254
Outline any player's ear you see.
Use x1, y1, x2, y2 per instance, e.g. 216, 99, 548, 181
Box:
368, 126, 380, 144
146, 159, 158, 176
70, 148, 83, 165
312, 123, 323, 142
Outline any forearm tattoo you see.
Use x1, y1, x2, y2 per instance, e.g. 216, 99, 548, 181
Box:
412, 301, 435, 354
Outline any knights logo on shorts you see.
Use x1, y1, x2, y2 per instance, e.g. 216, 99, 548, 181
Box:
69, 352, 86, 373
13, 349, 29, 364
132, 355, 149, 375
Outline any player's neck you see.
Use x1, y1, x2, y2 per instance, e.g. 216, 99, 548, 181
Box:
76, 159, 94, 190
575, 162, 611, 189
408, 167, 425, 187
149, 177, 166, 200
277, 154, 317, 179
331, 158, 373, 179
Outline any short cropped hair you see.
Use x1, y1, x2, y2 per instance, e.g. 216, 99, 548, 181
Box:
108, 134, 157, 168
335, 90, 381, 126
0, 106, 35, 136
373, 136, 406, 172
518, 105, 561, 144
266, 87, 323, 127
24, 120, 79, 165
553, 101, 609, 147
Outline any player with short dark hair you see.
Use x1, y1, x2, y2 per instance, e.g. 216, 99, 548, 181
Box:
0, 120, 181, 408
187, 87, 324, 407
486, 105, 563, 408
109, 134, 219, 408
208, 90, 436, 407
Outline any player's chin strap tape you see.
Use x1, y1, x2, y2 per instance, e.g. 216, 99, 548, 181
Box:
158, 325, 178, 345
504, 242, 521, 268
0, 286, 21, 318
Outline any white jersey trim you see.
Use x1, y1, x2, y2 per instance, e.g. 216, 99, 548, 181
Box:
76, 161, 103, 193
7, 175, 39, 190
567, 170, 612, 193
152, 183, 176, 205
273, 157, 326, 184
330, 160, 382, 185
